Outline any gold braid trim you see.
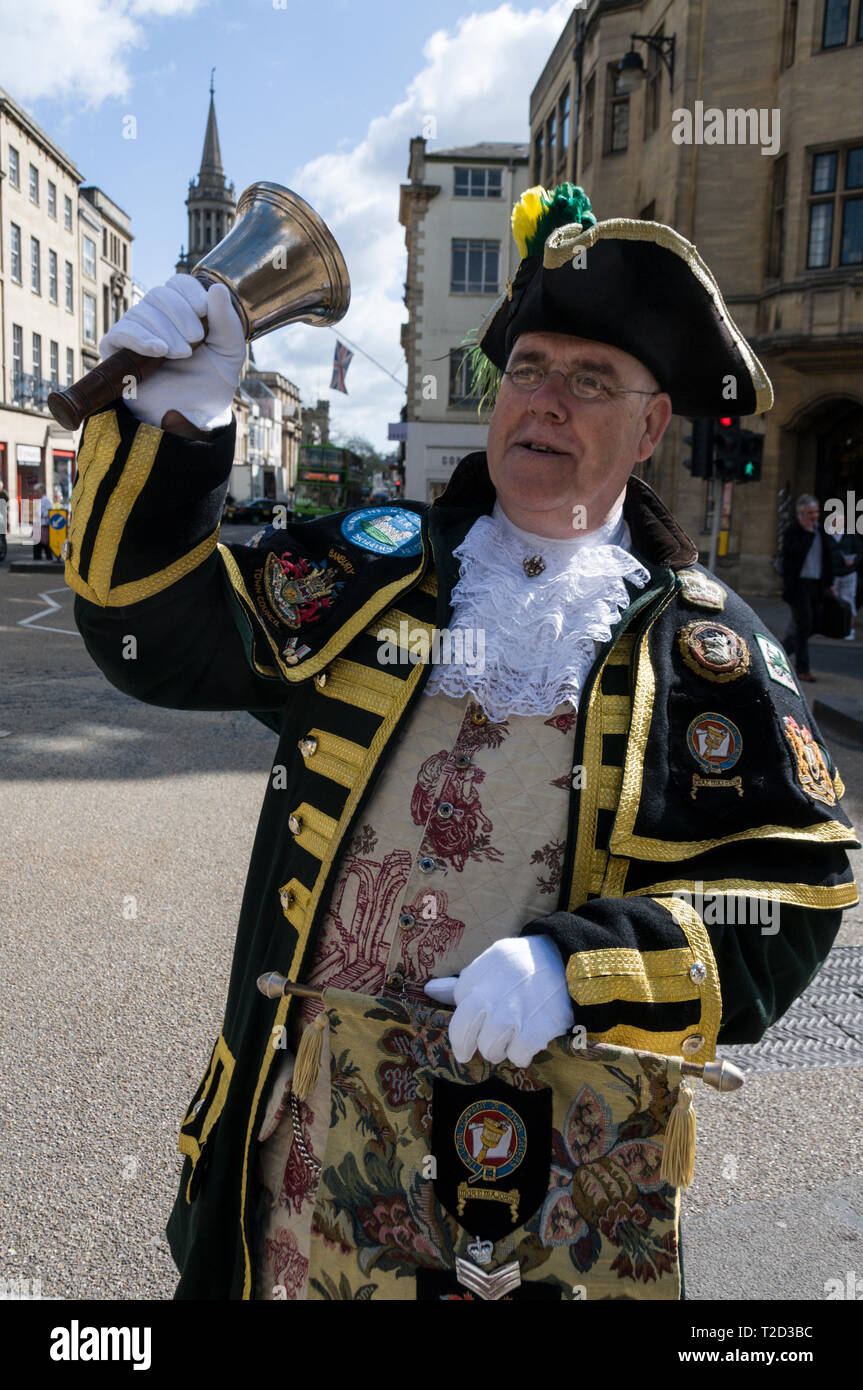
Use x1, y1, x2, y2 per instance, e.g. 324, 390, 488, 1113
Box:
178, 1031, 235, 1192
625, 878, 859, 911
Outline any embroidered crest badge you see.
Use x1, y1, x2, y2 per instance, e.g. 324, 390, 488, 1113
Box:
782, 716, 836, 806
262, 550, 344, 630
687, 712, 744, 799
678, 621, 750, 682
341, 507, 423, 557
754, 633, 799, 694
677, 569, 726, 611
431, 1077, 551, 1241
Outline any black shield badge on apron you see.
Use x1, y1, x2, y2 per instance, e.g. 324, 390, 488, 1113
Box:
431, 1076, 552, 1241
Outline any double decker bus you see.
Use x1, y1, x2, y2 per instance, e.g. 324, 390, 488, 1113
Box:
293, 445, 365, 519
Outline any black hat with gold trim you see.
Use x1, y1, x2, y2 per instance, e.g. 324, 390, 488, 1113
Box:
467, 184, 773, 419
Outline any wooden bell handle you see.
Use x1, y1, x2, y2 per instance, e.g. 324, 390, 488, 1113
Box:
47, 348, 168, 431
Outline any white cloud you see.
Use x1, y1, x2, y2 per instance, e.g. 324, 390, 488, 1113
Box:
252, 2, 571, 450
0, 0, 204, 106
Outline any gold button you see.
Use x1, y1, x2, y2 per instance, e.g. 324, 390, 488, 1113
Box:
298, 736, 317, 758
386, 971, 404, 990
471, 708, 487, 726
681, 1033, 705, 1055
398, 912, 416, 930
280, 887, 296, 910
315, 672, 328, 689
454, 753, 471, 769
288, 813, 303, 835
437, 802, 454, 819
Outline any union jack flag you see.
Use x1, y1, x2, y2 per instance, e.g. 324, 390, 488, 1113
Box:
330, 340, 354, 394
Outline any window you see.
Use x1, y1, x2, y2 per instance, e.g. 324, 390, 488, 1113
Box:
48, 250, 58, 303
12, 325, 23, 380
453, 167, 503, 198
8, 145, 19, 187
450, 239, 499, 294
64, 195, 72, 231
122, 242, 127, 272
83, 292, 97, 343
822, 0, 850, 47
31, 237, 41, 294
643, 30, 662, 136
103, 228, 108, 258
582, 74, 596, 168
449, 349, 483, 408
82, 235, 97, 279
48, 180, 56, 218
807, 145, 863, 267
50, 341, 59, 384
559, 88, 570, 164
66, 348, 74, 386
65, 261, 73, 311
767, 155, 787, 278
29, 164, 39, 204
781, 0, 798, 69
10, 223, 21, 282
103, 284, 110, 336
33, 333, 42, 378
606, 67, 630, 154
533, 130, 544, 184
546, 113, 556, 179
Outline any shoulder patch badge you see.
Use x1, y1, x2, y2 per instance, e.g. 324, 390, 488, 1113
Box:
341, 507, 423, 557
677, 569, 726, 611
679, 620, 750, 682
754, 632, 799, 694
262, 549, 345, 630
782, 716, 836, 806
687, 712, 744, 799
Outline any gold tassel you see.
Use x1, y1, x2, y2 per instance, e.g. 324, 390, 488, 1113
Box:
660, 1078, 696, 1189
292, 1012, 328, 1100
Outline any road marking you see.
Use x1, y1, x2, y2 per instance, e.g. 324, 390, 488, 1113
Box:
16, 586, 80, 636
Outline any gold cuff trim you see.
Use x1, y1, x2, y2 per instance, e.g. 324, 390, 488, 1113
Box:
656, 895, 721, 1061
87, 421, 162, 604
66, 410, 122, 586
318, 658, 406, 716
301, 728, 367, 789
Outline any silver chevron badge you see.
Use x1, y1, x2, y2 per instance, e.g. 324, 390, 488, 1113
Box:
455, 1257, 522, 1301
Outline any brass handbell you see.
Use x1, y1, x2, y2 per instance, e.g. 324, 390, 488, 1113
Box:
48, 182, 351, 431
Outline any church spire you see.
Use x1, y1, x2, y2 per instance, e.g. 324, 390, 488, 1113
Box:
199, 68, 224, 180
175, 72, 236, 274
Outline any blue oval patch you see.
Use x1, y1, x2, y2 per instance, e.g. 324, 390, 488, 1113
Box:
341, 507, 422, 557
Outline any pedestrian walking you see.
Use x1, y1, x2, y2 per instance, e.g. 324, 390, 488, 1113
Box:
31, 484, 52, 561
781, 495, 835, 681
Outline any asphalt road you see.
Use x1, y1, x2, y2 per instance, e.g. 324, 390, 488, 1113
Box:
1, 534, 861, 1301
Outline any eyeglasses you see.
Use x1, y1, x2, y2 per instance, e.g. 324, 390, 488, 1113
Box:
503, 364, 659, 402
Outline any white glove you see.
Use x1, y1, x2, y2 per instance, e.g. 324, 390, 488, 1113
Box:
99, 273, 246, 431
424, 935, 575, 1069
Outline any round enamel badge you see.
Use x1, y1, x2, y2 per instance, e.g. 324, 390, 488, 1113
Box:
687, 713, 742, 773
678, 621, 750, 682
341, 507, 422, 557
454, 1099, 527, 1183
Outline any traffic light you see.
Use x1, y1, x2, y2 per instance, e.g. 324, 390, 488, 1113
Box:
713, 416, 740, 478
736, 429, 763, 483
682, 418, 714, 478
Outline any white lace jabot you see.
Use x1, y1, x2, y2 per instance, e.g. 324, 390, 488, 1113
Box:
423, 500, 651, 719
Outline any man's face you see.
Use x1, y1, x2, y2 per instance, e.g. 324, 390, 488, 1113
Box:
798, 505, 819, 532
485, 331, 672, 536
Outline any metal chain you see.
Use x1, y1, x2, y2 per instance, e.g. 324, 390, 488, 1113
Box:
290, 1089, 322, 1179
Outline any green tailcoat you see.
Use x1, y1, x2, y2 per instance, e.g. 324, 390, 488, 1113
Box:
66, 403, 859, 1298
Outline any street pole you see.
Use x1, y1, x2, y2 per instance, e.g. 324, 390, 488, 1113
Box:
708, 475, 724, 573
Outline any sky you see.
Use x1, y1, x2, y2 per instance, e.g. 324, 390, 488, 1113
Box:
0, 0, 574, 450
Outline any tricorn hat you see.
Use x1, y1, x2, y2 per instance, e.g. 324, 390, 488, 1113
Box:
470, 184, 773, 418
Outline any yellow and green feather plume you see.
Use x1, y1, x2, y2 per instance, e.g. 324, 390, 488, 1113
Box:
511, 182, 596, 258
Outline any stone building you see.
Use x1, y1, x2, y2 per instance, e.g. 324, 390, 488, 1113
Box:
399, 138, 529, 503
530, 0, 863, 591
